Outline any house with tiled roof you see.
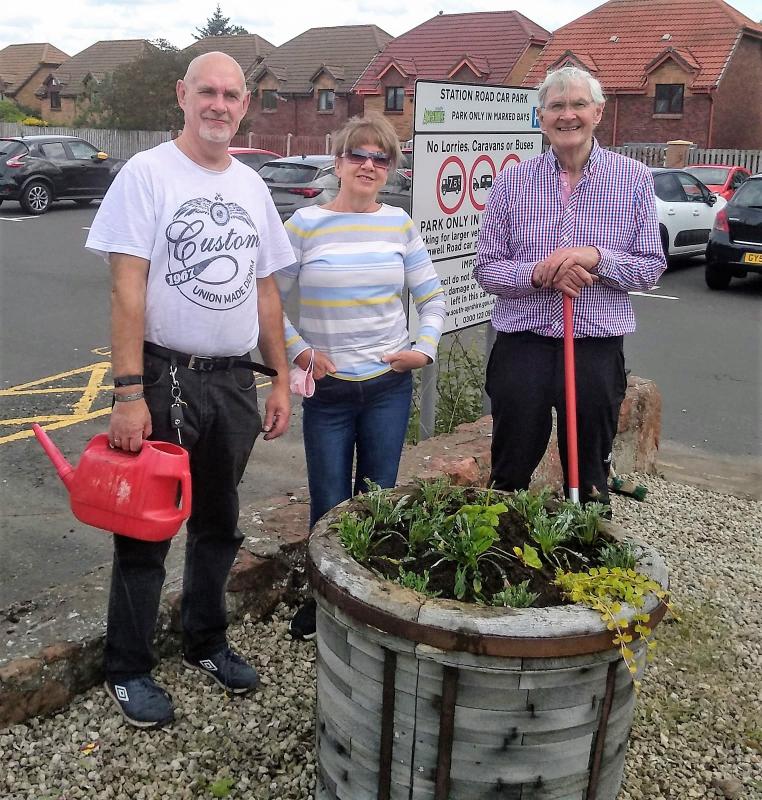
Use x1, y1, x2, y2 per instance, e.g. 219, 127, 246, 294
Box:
184, 33, 275, 76
247, 25, 392, 138
0, 43, 69, 115
36, 40, 155, 125
523, 0, 762, 149
354, 11, 551, 140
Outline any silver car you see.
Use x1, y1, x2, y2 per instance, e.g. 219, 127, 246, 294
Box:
258, 154, 411, 220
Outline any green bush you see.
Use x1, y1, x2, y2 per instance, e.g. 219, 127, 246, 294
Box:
0, 99, 25, 123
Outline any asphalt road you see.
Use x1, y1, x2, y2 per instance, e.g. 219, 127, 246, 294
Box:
1, 201, 760, 608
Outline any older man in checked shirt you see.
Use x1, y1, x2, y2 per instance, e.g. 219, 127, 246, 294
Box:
474, 66, 666, 508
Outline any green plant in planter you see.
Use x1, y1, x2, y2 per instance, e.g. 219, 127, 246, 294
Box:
506, 487, 553, 523
491, 579, 539, 608
398, 567, 440, 597
333, 513, 384, 562
529, 509, 573, 562
554, 566, 670, 686
560, 500, 608, 546
598, 540, 641, 570
431, 499, 511, 600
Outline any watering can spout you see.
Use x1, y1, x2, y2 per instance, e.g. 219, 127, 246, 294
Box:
32, 423, 75, 489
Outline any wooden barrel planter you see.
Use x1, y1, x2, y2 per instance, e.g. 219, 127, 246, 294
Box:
307, 489, 669, 800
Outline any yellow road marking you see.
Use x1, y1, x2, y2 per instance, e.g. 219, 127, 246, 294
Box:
1, 359, 273, 446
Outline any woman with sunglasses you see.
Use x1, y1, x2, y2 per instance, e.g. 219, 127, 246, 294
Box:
276, 114, 446, 639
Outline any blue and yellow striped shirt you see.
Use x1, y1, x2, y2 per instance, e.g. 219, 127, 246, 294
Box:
277, 204, 446, 380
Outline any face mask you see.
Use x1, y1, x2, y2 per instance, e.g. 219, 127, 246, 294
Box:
289, 349, 315, 397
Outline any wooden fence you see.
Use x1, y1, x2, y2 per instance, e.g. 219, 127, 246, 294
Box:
608, 144, 666, 166
687, 148, 762, 174
0, 123, 172, 160
231, 132, 332, 156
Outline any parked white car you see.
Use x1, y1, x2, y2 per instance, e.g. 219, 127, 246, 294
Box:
651, 168, 726, 259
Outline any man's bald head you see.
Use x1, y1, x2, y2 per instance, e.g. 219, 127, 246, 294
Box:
183, 51, 246, 92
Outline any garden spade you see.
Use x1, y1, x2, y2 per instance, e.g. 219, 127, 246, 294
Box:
563, 294, 580, 503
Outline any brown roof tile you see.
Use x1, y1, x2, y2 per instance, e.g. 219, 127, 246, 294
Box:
0, 43, 69, 94
251, 25, 392, 94
354, 11, 550, 94
184, 34, 275, 75
45, 40, 154, 97
523, 0, 762, 92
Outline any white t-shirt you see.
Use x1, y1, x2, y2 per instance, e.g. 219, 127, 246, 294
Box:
86, 140, 294, 356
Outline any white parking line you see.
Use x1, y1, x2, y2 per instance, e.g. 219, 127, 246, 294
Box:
0, 216, 38, 222
629, 291, 679, 300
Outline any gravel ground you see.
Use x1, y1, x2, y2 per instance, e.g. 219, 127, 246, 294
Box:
1, 475, 760, 800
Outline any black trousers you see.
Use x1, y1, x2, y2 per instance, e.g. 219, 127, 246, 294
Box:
104, 350, 262, 681
486, 331, 626, 505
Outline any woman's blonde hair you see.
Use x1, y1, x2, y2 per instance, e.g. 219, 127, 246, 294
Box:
331, 113, 402, 171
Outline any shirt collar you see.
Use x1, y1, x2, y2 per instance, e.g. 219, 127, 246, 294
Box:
546, 137, 601, 177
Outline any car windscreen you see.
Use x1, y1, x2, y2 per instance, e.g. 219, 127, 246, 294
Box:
685, 167, 728, 185
0, 141, 26, 158
731, 179, 762, 208
258, 163, 321, 183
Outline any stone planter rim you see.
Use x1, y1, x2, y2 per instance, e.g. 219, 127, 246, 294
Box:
308, 486, 669, 659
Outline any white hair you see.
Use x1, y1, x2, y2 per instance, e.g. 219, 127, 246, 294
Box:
538, 66, 605, 107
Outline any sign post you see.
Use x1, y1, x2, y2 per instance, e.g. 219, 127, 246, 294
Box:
410, 80, 543, 436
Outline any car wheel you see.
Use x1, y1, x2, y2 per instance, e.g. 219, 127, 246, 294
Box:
74, 199, 93, 207
21, 181, 52, 215
705, 262, 731, 290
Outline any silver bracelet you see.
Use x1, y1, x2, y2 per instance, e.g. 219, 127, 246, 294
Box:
113, 391, 145, 403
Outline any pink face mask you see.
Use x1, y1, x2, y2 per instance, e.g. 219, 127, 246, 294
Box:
289, 349, 315, 397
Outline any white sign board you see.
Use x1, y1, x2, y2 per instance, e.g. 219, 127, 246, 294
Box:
410, 80, 542, 334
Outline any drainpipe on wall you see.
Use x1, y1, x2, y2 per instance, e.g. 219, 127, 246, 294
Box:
706, 90, 715, 148
325, 134, 331, 155
611, 94, 619, 147
247, 131, 254, 148
286, 132, 293, 157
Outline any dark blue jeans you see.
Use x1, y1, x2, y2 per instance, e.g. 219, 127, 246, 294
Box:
302, 370, 413, 528
105, 351, 262, 681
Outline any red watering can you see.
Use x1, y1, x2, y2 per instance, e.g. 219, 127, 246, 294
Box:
32, 424, 191, 541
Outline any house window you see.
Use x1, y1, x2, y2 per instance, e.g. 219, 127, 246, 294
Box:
654, 84, 684, 114
262, 90, 278, 112
385, 86, 405, 112
50, 90, 61, 110
318, 89, 335, 113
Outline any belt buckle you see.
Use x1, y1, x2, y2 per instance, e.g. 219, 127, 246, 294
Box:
188, 354, 215, 372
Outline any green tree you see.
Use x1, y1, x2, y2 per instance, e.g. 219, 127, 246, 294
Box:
0, 99, 25, 123
75, 47, 192, 131
194, 4, 248, 38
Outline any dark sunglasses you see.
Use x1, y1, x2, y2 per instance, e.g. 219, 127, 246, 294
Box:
342, 148, 390, 168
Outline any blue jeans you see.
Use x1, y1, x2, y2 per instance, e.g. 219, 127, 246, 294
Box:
303, 370, 413, 528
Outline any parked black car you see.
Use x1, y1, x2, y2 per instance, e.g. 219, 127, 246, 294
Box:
0, 135, 125, 215
705, 173, 762, 290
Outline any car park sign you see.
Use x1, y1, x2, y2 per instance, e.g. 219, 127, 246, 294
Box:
410, 81, 542, 333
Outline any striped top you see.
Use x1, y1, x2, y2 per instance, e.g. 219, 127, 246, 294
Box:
277, 204, 446, 380
474, 139, 666, 338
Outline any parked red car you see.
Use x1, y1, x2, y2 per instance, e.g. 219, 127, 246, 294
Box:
683, 164, 751, 201
228, 147, 281, 172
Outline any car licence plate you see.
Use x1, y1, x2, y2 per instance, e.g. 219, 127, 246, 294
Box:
742, 252, 762, 264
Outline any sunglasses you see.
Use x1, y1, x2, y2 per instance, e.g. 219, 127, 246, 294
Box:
342, 148, 390, 168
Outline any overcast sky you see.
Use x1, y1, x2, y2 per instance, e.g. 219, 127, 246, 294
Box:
2, 0, 761, 56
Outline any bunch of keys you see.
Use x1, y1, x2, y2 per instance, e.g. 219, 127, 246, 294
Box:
169, 362, 187, 444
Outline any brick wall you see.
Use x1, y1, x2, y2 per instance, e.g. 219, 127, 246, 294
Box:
595, 94, 712, 147
363, 95, 413, 140
41, 96, 78, 126
712, 35, 762, 149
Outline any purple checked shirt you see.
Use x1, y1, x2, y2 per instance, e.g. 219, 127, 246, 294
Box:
474, 139, 666, 338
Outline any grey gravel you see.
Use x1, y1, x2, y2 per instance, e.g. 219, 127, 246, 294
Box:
1, 475, 760, 799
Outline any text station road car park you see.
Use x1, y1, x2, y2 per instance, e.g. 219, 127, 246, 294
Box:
409, 82, 542, 334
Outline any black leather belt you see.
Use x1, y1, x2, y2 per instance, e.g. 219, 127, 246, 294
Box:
144, 342, 277, 377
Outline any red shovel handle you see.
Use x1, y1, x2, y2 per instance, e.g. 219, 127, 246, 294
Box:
563, 295, 580, 502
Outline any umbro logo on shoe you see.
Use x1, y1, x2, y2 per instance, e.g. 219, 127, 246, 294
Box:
199, 659, 218, 671
115, 685, 129, 702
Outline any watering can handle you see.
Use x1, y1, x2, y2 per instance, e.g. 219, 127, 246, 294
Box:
179, 467, 192, 516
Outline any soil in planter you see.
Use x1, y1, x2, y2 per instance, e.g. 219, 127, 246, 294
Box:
358, 488, 614, 607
